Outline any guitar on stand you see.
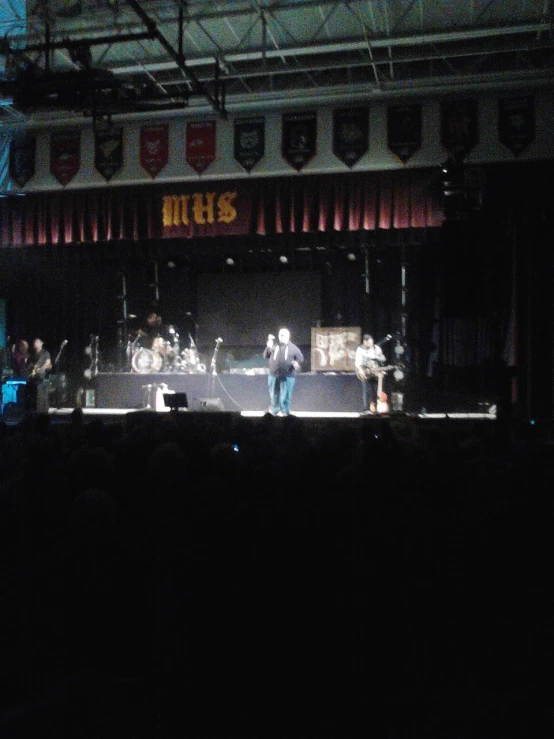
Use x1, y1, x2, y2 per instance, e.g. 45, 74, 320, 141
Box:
375, 366, 390, 414
358, 363, 395, 414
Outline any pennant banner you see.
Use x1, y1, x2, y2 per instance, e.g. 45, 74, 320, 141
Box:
50, 130, 81, 186
332, 107, 369, 168
140, 123, 169, 179
9, 134, 36, 188
95, 127, 124, 182
186, 121, 216, 175
387, 103, 422, 164
234, 116, 265, 173
498, 95, 535, 157
441, 99, 478, 161
282, 111, 317, 171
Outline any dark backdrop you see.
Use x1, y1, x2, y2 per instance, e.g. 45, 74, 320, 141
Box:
197, 270, 322, 359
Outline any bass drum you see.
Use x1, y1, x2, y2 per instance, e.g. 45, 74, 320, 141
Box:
132, 348, 163, 374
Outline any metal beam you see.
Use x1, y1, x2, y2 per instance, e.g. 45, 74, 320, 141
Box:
124, 0, 226, 118
16, 30, 156, 53
108, 22, 554, 75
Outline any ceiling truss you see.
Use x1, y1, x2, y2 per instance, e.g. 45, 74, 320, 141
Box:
0, 0, 552, 127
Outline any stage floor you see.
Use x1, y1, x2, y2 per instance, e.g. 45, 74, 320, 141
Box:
47, 407, 496, 421
90, 371, 497, 416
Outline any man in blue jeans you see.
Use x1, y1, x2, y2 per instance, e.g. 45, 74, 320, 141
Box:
263, 327, 304, 416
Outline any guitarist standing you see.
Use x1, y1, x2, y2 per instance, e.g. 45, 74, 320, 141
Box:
26, 337, 52, 413
354, 334, 386, 414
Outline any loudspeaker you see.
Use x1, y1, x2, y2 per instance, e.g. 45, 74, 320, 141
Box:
36, 381, 50, 414
163, 392, 188, 410
189, 397, 224, 412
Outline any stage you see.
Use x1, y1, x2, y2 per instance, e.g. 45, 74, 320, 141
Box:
90, 369, 497, 416
1, 370, 499, 428
93, 371, 365, 413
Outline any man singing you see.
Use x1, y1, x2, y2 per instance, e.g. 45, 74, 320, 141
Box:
263, 327, 304, 417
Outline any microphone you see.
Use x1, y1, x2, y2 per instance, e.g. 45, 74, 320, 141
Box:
268, 334, 275, 341
62, 340, 68, 346
216, 337, 223, 344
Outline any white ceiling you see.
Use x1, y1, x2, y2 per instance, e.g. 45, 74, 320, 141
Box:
0, 0, 553, 127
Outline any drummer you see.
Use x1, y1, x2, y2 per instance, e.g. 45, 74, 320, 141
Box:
137, 309, 166, 350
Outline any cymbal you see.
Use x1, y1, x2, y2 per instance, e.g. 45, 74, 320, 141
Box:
117, 315, 137, 324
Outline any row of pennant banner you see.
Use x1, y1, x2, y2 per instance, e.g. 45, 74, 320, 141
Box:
9, 96, 535, 189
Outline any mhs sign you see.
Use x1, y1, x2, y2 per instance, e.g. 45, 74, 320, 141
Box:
161, 188, 251, 238
163, 191, 239, 227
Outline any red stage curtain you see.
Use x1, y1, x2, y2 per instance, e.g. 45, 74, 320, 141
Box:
0, 169, 444, 248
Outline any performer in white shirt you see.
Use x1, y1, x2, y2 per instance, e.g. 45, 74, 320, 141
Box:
354, 334, 386, 414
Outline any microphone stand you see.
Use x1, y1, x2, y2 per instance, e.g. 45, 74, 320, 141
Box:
52, 340, 68, 409
53, 339, 68, 370
208, 338, 222, 397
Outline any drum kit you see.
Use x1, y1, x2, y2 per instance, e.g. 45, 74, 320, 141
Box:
128, 324, 207, 375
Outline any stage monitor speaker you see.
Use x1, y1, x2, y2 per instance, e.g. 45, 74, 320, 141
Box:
189, 397, 224, 412
163, 392, 188, 410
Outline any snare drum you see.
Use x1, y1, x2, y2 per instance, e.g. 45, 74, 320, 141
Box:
132, 348, 163, 374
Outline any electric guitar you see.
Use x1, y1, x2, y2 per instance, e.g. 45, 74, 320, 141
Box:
29, 353, 53, 378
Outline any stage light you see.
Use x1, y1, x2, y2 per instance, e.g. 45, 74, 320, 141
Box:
225, 256, 235, 267
393, 368, 405, 381
278, 255, 289, 264
346, 252, 356, 261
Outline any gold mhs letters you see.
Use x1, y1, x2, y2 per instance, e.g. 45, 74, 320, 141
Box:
162, 191, 238, 227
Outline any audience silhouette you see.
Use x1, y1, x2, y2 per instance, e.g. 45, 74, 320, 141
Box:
0, 409, 552, 738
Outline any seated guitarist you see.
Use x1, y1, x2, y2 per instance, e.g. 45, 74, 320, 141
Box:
354, 334, 386, 414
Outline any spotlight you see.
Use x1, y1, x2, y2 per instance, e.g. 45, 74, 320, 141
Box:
225, 256, 235, 267
278, 255, 289, 264
441, 158, 465, 196
393, 368, 405, 381
346, 252, 356, 261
